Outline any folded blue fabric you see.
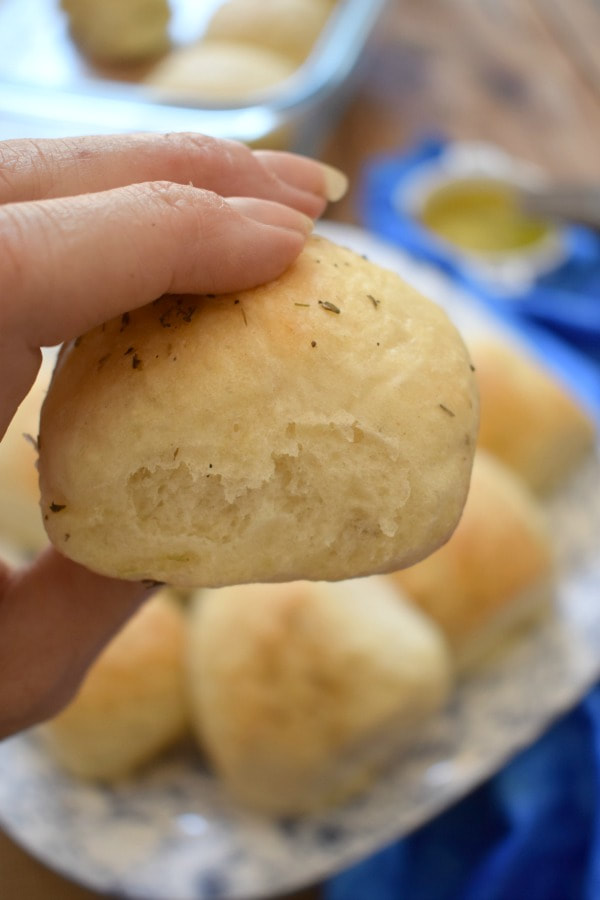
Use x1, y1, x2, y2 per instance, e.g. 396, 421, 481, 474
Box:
327, 685, 600, 900
326, 140, 600, 900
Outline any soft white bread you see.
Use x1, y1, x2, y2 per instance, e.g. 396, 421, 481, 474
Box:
0, 362, 51, 557
388, 450, 554, 668
186, 578, 452, 814
61, 0, 171, 63
470, 338, 595, 493
38, 235, 478, 588
205, 0, 333, 65
40, 593, 188, 780
144, 40, 296, 102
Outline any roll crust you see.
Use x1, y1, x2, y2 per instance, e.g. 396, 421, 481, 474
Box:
38, 236, 478, 587
471, 338, 595, 492
389, 451, 554, 665
40, 594, 188, 780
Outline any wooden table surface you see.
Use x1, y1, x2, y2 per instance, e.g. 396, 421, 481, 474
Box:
2, 0, 600, 897
324, 0, 600, 224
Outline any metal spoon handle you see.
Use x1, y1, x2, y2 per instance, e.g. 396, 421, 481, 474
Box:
518, 185, 600, 232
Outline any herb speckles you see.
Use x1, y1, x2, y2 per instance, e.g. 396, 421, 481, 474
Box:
158, 299, 198, 329
318, 300, 341, 314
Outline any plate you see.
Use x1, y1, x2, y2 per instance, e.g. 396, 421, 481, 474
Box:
0, 223, 599, 900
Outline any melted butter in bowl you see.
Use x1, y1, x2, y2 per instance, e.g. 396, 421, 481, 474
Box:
419, 177, 553, 255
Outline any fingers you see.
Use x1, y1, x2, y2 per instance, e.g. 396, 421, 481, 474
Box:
0, 132, 345, 217
254, 150, 348, 202
1, 182, 313, 349
0, 548, 151, 738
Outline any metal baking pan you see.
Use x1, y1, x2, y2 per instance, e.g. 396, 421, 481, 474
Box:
0, 0, 387, 151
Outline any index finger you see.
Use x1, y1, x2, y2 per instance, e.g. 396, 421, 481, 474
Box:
0, 132, 345, 217
0, 181, 314, 436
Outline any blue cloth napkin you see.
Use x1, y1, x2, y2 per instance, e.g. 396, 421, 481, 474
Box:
327, 686, 600, 900
326, 140, 600, 900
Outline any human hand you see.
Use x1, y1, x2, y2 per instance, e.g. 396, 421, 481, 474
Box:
0, 131, 347, 738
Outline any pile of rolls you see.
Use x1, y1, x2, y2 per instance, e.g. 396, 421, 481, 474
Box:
1, 234, 594, 814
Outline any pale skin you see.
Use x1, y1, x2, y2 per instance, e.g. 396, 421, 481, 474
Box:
0, 131, 347, 739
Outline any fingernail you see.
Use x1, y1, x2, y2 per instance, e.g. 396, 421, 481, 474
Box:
319, 163, 348, 202
227, 197, 314, 235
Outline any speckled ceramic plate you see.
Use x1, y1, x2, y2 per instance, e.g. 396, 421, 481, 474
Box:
0, 223, 598, 900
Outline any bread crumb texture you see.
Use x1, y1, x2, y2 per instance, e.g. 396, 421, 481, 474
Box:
38, 236, 478, 586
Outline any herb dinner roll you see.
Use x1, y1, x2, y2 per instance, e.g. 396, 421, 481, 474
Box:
186, 578, 452, 814
38, 236, 478, 587
61, 0, 171, 63
471, 338, 595, 493
389, 450, 554, 668
144, 40, 296, 102
204, 0, 333, 65
40, 592, 187, 780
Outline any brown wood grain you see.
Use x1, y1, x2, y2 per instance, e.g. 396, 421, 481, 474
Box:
534, 0, 600, 98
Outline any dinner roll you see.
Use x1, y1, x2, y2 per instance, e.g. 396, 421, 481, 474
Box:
471, 338, 595, 492
0, 361, 51, 557
143, 40, 296, 102
388, 450, 554, 668
186, 578, 452, 814
205, 0, 332, 65
40, 592, 188, 780
38, 235, 478, 588
61, 0, 171, 63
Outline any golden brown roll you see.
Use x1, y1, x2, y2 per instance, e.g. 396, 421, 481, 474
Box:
40, 593, 188, 780
471, 337, 595, 492
0, 361, 51, 557
61, 0, 171, 63
143, 40, 296, 102
186, 578, 452, 814
388, 450, 554, 668
38, 235, 478, 587
204, 0, 333, 65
